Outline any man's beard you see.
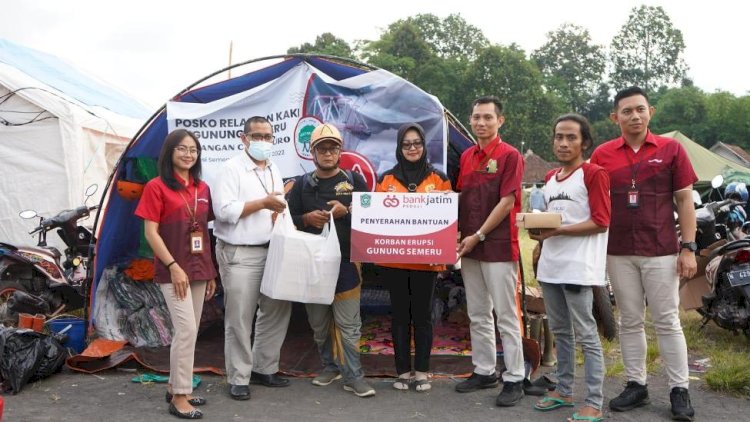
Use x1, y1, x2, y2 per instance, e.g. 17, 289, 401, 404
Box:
314, 159, 339, 171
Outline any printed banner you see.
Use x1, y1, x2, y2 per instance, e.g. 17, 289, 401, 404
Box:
351, 192, 458, 264
166, 62, 446, 191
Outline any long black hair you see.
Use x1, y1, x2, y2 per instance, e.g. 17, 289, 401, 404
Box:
552, 113, 595, 153
157, 129, 203, 191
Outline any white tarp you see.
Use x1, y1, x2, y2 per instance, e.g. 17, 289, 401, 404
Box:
0, 61, 143, 251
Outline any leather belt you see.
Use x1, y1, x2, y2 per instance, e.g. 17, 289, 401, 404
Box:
219, 240, 270, 249
235, 242, 270, 248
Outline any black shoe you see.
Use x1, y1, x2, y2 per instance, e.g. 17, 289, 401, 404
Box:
531, 374, 557, 391
165, 391, 207, 406
495, 381, 525, 407
609, 381, 650, 411
168, 403, 203, 419
228, 384, 251, 401
455, 372, 499, 393
250, 371, 290, 387
522, 378, 547, 396
670, 387, 695, 421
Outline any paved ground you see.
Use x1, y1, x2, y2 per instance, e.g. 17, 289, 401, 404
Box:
4, 367, 749, 421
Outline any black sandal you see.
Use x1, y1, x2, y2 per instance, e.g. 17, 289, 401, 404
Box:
166, 391, 207, 406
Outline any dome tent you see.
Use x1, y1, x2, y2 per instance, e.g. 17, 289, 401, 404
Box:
0, 38, 148, 251
89, 54, 475, 334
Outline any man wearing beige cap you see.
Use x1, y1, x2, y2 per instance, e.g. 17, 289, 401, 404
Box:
286, 123, 375, 397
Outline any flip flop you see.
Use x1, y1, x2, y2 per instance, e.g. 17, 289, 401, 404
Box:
533, 396, 575, 411
393, 378, 410, 390
414, 378, 431, 392
567, 412, 603, 422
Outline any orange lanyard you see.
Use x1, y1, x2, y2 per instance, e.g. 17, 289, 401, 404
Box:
178, 187, 198, 226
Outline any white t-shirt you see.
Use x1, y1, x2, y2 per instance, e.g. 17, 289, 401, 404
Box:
536, 163, 610, 286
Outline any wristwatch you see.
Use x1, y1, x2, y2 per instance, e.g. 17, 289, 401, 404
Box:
475, 230, 486, 242
680, 241, 698, 252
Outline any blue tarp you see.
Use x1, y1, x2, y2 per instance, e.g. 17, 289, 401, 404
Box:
0, 38, 150, 120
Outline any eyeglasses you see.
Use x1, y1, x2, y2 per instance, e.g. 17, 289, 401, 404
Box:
175, 145, 199, 155
246, 132, 274, 142
401, 140, 424, 150
315, 146, 341, 155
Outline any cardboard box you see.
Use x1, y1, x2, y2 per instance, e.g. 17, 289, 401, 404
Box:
679, 275, 711, 311
678, 240, 723, 311
516, 212, 562, 229
524, 286, 546, 314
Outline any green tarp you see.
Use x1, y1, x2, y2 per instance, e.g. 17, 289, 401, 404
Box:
663, 131, 750, 189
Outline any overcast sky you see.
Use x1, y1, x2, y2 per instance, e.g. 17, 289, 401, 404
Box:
2, 0, 747, 109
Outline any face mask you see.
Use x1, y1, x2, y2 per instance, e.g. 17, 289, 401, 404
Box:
247, 141, 273, 161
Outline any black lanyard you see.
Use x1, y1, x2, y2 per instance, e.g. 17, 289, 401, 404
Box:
253, 167, 275, 194
624, 144, 647, 189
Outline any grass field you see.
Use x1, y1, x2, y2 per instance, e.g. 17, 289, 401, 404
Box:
518, 228, 750, 396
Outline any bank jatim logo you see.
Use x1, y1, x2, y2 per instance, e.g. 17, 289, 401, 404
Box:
383, 195, 400, 207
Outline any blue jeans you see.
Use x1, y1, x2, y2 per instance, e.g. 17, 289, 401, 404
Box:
305, 262, 364, 383
540, 282, 604, 410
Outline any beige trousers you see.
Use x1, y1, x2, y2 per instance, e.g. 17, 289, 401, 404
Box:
460, 258, 525, 382
159, 280, 207, 395
607, 254, 689, 389
217, 241, 292, 385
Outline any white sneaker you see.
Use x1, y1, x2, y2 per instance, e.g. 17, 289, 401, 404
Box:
343, 379, 376, 397
311, 371, 342, 386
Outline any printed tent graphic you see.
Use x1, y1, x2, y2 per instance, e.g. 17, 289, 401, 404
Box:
91, 54, 475, 327
0, 38, 149, 251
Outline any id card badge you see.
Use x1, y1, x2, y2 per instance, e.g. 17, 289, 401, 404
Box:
627, 190, 640, 208
190, 231, 204, 254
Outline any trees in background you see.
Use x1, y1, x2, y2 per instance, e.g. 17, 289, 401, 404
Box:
609, 5, 688, 92
285, 8, 749, 159
287, 33, 354, 59
532, 23, 606, 115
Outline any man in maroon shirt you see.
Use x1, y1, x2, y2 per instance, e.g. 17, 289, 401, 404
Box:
590, 86, 696, 421
455, 95, 526, 407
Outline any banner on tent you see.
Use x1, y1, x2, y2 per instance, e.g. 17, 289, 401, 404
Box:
167, 63, 446, 191
350, 192, 458, 264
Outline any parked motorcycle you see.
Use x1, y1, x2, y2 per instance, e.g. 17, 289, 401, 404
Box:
0, 185, 98, 323
688, 175, 750, 336
700, 238, 750, 337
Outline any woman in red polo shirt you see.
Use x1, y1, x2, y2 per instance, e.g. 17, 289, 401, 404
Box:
135, 129, 217, 420
375, 123, 452, 392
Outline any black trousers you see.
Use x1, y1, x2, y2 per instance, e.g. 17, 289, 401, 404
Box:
383, 267, 437, 374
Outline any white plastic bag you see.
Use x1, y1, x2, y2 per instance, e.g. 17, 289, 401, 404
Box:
260, 209, 341, 304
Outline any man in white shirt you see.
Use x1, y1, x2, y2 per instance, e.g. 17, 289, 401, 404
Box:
212, 116, 291, 400
529, 113, 609, 422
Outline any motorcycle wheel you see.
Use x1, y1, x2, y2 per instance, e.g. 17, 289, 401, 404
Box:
0, 279, 27, 303
592, 285, 618, 341
0, 279, 28, 326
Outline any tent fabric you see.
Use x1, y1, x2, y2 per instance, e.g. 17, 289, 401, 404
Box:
92, 54, 475, 328
663, 130, 750, 187
0, 40, 147, 251
0, 39, 150, 119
